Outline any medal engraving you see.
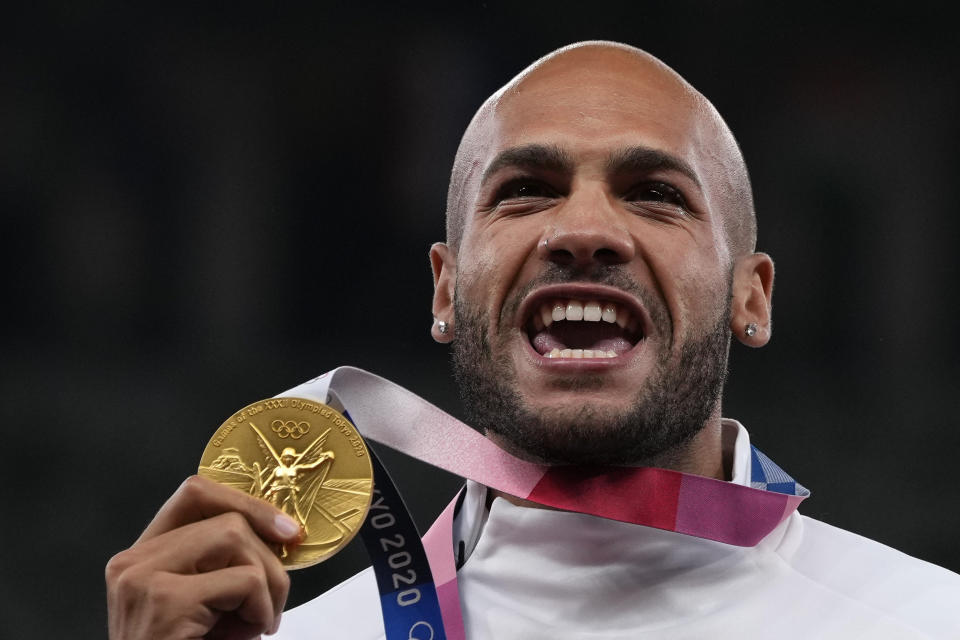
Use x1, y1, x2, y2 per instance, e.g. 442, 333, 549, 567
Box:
199, 397, 374, 569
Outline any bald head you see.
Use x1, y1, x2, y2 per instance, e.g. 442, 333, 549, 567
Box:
445, 41, 756, 258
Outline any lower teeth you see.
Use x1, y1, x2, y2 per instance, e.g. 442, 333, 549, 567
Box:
545, 348, 617, 359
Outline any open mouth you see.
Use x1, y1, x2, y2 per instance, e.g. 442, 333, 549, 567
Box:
525, 298, 645, 359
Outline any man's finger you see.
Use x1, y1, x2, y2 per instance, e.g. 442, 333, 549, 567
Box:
141, 567, 276, 638
137, 475, 302, 545
125, 513, 291, 617
108, 514, 291, 640
197, 565, 278, 633
135, 513, 273, 566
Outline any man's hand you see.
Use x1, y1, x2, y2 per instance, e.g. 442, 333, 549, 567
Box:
106, 475, 302, 639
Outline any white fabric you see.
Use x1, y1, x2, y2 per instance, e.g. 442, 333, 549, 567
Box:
276, 422, 960, 639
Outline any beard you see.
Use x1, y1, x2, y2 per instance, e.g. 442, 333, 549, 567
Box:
451, 267, 732, 467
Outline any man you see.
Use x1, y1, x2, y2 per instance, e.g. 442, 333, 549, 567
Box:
106, 41, 960, 638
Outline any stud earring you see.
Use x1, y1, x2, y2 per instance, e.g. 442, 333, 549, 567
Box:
745, 323, 758, 337
438, 320, 449, 335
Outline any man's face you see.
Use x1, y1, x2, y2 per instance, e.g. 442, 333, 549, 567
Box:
438, 51, 745, 466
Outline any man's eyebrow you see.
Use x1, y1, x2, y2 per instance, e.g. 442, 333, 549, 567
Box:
480, 144, 573, 185
606, 146, 702, 188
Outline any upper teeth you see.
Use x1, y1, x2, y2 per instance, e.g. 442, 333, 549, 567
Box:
534, 299, 637, 332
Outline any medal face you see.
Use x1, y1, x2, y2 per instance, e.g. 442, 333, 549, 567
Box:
199, 397, 374, 570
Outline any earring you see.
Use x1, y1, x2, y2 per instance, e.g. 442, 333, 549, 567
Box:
437, 320, 449, 335
745, 323, 758, 337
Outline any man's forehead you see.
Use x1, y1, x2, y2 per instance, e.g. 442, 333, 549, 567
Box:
477, 45, 705, 164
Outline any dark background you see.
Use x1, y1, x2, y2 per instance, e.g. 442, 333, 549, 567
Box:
2, 2, 958, 637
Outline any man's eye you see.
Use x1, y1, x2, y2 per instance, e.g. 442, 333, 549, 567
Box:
496, 180, 557, 201
628, 182, 686, 207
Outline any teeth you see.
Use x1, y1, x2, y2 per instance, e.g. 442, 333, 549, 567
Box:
531, 298, 642, 340
616, 307, 629, 328
540, 304, 553, 328
552, 302, 566, 322
583, 301, 602, 322
544, 348, 619, 359
601, 303, 617, 323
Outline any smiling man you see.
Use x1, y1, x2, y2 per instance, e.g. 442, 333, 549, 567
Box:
106, 42, 960, 639
431, 43, 766, 479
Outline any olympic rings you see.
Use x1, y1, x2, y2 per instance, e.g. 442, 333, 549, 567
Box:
271, 419, 311, 439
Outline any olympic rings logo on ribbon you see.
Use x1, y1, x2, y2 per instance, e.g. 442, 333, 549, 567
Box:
408, 621, 433, 640
271, 419, 310, 439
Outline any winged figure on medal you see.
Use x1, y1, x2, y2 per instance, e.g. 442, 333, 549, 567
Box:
199, 421, 371, 556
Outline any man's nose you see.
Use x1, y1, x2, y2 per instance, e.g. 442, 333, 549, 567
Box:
537, 188, 635, 267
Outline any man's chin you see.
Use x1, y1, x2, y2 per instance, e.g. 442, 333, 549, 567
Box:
484, 424, 628, 467
510, 396, 640, 433
481, 400, 688, 467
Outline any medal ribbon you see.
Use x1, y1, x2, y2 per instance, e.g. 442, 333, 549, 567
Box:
355, 441, 448, 640
281, 366, 809, 640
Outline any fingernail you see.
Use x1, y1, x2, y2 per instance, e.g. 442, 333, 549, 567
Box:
274, 514, 300, 538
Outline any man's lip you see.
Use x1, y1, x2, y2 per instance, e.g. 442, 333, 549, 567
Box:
515, 283, 653, 339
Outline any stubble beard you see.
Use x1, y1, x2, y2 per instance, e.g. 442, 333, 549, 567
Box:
451, 273, 732, 467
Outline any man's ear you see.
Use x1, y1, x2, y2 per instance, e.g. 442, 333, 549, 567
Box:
730, 252, 774, 347
429, 242, 456, 343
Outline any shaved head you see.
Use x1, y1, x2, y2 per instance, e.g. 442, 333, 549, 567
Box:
445, 41, 757, 258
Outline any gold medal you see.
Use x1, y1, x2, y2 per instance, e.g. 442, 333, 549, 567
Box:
198, 397, 374, 570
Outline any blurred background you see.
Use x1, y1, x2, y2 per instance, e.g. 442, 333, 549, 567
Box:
2, 2, 958, 637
